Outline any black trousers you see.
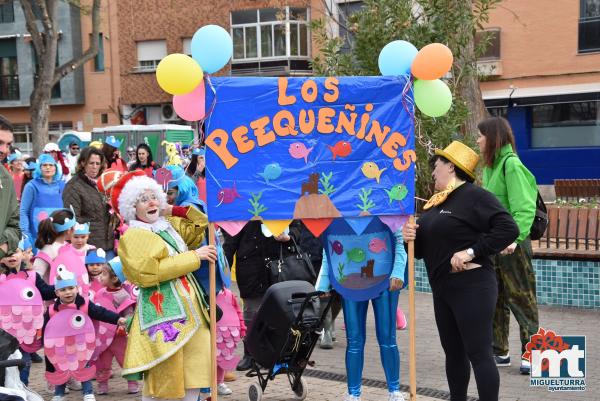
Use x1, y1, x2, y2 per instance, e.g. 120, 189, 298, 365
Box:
433, 269, 499, 401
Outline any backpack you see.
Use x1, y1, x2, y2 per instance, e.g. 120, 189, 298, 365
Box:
502, 156, 548, 240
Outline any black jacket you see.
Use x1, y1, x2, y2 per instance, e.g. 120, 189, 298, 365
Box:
223, 220, 296, 299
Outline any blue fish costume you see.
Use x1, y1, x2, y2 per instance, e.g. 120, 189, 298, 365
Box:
316, 217, 407, 401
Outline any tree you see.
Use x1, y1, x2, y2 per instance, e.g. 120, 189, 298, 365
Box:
18, 0, 101, 154
312, 0, 500, 201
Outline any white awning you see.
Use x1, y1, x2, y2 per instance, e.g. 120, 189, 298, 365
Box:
482, 82, 600, 100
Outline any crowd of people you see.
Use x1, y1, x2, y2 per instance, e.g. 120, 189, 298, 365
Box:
0, 112, 541, 401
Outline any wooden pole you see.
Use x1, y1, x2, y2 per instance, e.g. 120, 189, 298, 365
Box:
208, 223, 218, 401
408, 215, 417, 401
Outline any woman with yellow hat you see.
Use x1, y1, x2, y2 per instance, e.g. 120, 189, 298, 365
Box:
402, 141, 519, 401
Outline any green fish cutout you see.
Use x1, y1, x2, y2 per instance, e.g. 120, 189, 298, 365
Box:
346, 248, 366, 263
385, 184, 408, 205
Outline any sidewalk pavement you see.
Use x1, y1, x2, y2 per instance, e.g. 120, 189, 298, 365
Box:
26, 291, 597, 401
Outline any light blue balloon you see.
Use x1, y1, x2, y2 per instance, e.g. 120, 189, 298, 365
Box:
191, 25, 233, 74
378, 40, 418, 76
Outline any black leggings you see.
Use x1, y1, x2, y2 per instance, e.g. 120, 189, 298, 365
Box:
433, 274, 499, 401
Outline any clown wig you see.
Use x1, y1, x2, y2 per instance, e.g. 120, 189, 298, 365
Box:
117, 175, 167, 222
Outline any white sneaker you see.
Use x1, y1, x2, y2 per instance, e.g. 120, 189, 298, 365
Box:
51, 397, 64, 401
344, 395, 361, 401
389, 391, 406, 401
217, 382, 232, 395
83, 395, 96, 401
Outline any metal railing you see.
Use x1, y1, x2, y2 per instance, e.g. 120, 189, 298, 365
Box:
0, 74, 19, 100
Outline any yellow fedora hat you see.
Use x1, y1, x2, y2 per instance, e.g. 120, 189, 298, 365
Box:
434, 141, 479, 180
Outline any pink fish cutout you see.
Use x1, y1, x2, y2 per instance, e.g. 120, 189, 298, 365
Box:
89, 289, 118, 362
48, 244, 90, 299
44, 304, 97, 385
330, 240, 343, 255
155, 168, 173, 190
0, 272, 44, 347
216, 289, 244, 371
368, 238, 388, 253
216, 182, 242, 207
288, 142, 314, 164
327, 141, 352, 160
123, 282, 140, 302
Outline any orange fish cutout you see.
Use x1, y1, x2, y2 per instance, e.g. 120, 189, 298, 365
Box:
327, 141, 352, 160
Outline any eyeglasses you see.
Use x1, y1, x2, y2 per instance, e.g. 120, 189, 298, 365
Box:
137, 193, 159, 204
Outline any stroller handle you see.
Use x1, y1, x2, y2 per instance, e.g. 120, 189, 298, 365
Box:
0, 359, 25, 368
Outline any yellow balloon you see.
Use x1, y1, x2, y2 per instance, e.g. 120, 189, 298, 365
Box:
156, 53, 204, 95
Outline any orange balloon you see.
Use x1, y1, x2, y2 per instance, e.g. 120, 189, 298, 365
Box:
411, 43, 453, 80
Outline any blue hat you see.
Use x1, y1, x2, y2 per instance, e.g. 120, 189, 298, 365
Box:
73, 222, 90, 235
165, 165, 186, 190
108, 256, 125, 283
105, 136, 122, 149
25, 161, 37, 171
85, 248, 106, 264
55, 268, 78, 290
192, 147, 205, 157
7, 150, 21, 163
50, 208, 77, 233
34, 154, 62, 182
182, 144, 190, 150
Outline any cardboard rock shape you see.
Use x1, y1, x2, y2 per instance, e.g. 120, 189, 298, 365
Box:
44, 305, 96, 385
0, 271, 44, 346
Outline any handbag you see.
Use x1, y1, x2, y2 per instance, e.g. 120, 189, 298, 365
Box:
266, 236, 317, 285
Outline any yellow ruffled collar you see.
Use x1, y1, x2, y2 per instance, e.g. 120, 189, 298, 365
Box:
423, 179, 465, 210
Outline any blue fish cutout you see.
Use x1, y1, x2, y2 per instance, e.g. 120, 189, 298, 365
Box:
258, 163, 282, 184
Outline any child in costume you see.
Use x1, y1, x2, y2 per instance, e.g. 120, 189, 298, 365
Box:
112, 170, 218, 401
85, 248, 107, 296
45, 269, 126, 401
316, 218, 408, 401
94, 256, 138, 395
0, 242, 56, 385
32, 208, 76, 282
69, 223, 95, 263
215, 287, 246, 396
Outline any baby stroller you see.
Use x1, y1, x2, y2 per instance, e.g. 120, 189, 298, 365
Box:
245, 280, 332, 401
0, 329, 43, 401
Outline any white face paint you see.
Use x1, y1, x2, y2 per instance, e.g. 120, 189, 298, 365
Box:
135, 189, 160, 223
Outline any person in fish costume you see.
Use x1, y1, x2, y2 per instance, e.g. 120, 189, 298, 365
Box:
111, 170, 217, 401
44, 266, 125, 401
316, 217, 407, 401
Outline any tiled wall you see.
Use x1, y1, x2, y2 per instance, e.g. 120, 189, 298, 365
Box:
414, 259, 600, 309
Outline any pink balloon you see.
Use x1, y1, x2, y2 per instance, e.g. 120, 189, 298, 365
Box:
173, 81, 206, 121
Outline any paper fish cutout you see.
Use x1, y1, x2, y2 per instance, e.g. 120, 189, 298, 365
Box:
49, 245, 90, 298
288, 142, 314, 164
44, 306, 97, 385
385, 184, 409, 205
330, 240, 344, 255
155, 168, 173, 189
0, 272, 44, 346
258, 163, 282, 184
90, 289, 118, 362
217, 182, 242, 206
346, 248, 366, 263
361, 162, 387, 184
328, 141, 352, 160
368, 238, 388, 253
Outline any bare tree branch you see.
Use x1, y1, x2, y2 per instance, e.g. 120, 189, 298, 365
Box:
53, 0, 101, 85
19, 1, 44, 56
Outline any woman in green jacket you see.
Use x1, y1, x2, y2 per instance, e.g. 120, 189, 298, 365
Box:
476, 116, 539, 376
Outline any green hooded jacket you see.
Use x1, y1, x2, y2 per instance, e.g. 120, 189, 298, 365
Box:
482, 144, 537, 243
0, 165, 21, 258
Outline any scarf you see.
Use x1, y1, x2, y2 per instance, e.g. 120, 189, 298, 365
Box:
423, 178, 465, 210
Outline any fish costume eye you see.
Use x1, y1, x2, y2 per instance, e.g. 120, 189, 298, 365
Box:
132, 286, 140, 297
21, 287, 35, 300
71, 313, 86, 329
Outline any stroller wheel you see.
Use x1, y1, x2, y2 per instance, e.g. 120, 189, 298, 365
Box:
248, 382, 263, 401
293, 377, 308, 400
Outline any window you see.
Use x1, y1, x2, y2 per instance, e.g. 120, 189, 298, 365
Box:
0, 39, 19, 100
0, 2, 14, 23
579, 0, 600, 53
182, 38, 192, 56
531, 101, 600, 148
136, 40, 167, 72
475, 28, 501, 60
101, 113, 108, 124
337, 1, 364, 53
486, 107, 508, 119
94, 33, 104, 72
231, 7, 310, 61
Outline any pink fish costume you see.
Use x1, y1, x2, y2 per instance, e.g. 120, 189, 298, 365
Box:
44, 302, 97, 385
216, 288, 246, 373
0, 271, 44, 348
48, 244, 91, 298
